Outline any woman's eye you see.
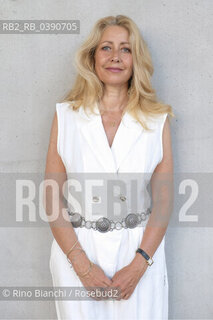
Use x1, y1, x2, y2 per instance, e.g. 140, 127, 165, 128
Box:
122, 47, 131, 53
102, 46, 111, 50
101, 46, 131, 53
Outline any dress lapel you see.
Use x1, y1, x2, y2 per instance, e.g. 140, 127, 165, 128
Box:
78, 102, 144, 172
111, 112, 144, 171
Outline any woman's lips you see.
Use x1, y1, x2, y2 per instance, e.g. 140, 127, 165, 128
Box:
106, 68, 123, 72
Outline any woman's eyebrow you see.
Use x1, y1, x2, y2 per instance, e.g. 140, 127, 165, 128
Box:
100, 41, 130, 45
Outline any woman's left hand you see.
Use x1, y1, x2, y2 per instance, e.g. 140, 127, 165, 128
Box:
110, 255, 148, 300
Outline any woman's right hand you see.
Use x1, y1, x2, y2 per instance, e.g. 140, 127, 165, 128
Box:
72, 253, 113, 301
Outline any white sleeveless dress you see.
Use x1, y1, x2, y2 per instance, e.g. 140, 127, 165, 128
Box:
49, 101, 169, 320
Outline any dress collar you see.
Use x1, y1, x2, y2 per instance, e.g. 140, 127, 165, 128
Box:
78, 101, 139, 129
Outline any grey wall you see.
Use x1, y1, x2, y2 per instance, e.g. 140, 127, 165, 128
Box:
0, 0, 212, 319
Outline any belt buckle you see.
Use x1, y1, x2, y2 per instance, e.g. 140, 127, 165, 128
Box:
70, 212, 82, 228
96, 217, 111, 233
125, 213, 139, 228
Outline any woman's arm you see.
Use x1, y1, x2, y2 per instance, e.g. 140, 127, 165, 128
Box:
110, 116, 174, 301
44, 112, 90, 274
44, 112, 113, 294
132, 116, 174, 269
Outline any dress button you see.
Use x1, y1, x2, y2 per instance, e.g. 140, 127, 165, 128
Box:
92, 196, 100, 202
120, 195, 126, 201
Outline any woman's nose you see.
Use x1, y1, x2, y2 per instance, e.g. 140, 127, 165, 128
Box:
111, 56, 120, 62
110, 48, 121, 62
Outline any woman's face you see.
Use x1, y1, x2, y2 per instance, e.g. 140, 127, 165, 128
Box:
94, 26, 133, 87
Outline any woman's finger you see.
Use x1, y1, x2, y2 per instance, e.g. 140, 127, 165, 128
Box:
123, 293, 130, 300
103, 278, 113, 286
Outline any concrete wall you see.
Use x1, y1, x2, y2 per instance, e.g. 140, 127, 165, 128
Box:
0, 0, 212, 319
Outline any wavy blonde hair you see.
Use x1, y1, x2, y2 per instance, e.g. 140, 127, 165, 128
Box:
61, 14, 174, 130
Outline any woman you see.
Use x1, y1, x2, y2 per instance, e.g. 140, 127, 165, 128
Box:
44, 15, 174, 320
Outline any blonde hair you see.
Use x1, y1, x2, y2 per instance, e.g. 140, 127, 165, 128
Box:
61, 15, 174, 130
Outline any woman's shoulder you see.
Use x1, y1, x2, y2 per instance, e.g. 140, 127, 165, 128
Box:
139, 111, 168, 132
56, 100, 79, 117
55, 102, 79, 128
56, 100, 74, 110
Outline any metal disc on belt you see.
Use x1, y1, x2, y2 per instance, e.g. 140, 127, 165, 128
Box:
96, 217, 111, 232
125, 213, 139, 228
70, 213, 82, 228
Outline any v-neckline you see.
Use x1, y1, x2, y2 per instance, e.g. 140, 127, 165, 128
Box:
99, 115, 124, 150
79, 103, 144, 173
96, 102, 126, 150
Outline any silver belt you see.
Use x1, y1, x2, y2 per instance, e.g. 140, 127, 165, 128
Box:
67, 208, 151, 233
